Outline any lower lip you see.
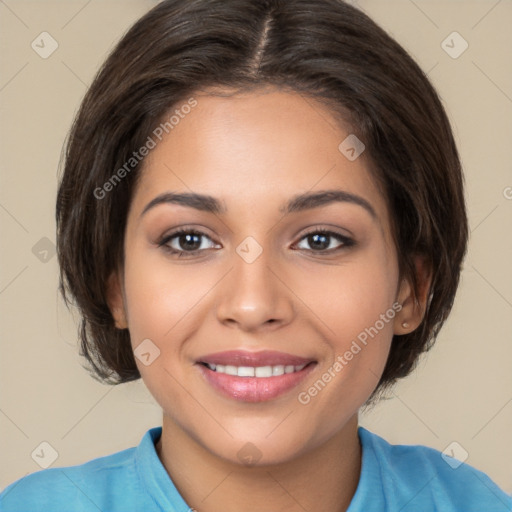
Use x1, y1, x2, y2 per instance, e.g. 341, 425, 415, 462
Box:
197, 363, 316, 402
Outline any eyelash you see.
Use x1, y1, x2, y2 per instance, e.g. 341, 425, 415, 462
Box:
157, 227, 355, 258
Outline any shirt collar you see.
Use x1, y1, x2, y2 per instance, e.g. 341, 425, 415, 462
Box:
135, 426, 192, 512
346, 426, 386, 511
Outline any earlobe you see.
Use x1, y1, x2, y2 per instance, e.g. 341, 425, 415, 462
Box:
106, 270, 128, 330
394, 255, 432, 335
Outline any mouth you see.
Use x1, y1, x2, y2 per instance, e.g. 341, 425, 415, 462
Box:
195, 350, 317, 402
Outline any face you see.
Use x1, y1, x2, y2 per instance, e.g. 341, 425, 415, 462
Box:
109, 87, 414, 466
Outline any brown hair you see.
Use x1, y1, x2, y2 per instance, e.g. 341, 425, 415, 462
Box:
56, 0, 468, 402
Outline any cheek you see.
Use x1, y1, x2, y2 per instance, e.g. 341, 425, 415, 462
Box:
297, 245, 399, 346
122, 244, 209, 344
120, 244, 224, 394
121, 251, 201, 410
295, 244, 398, 400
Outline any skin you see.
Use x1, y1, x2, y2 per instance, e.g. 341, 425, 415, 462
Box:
107, 87, 430, 512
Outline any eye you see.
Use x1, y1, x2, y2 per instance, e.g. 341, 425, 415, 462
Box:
157, 227, 355, 258
158, 228, 219, 257
294, 229, 355, 253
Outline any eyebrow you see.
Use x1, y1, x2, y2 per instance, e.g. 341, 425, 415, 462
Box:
140, 189, 376, 219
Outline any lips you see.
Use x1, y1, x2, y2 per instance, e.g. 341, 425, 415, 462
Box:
195, 350, 317, 402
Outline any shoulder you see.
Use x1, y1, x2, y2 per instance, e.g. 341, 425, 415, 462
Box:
358, 426, 512, 512
0, 445, 141, 512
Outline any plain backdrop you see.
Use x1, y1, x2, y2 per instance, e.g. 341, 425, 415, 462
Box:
1, 0, 511, 495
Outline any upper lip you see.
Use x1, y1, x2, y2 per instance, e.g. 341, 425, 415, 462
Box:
197, 350, 315, 367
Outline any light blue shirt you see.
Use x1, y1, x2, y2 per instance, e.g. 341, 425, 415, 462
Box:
1, 426, 510, 511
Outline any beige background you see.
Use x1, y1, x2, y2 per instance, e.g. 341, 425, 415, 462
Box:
1, 0, 511, 496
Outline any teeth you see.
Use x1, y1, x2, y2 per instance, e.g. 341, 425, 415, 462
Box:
255, 366, 272, 377
272, 365, 285, 376
206, 363, 307, 377
224, 365, 238, 376
238, 366, 255, 377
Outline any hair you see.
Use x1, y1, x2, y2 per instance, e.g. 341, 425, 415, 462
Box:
56, 0, 468, 403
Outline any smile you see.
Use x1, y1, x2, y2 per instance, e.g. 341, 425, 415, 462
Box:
203, 363, 307, 377
196, 350, 317, 402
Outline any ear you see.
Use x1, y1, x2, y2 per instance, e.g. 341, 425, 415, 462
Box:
394, 255, 432, 335
106, 269, 128, 330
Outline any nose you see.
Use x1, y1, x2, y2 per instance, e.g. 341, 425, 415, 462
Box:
215, 241, 295, 332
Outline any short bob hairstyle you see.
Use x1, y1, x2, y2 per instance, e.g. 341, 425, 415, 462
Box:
56, 0, 468, 402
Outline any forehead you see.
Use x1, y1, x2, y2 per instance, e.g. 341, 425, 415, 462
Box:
129, 88, 389, 226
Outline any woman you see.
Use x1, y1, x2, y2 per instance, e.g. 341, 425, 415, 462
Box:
1, 0, 510, 510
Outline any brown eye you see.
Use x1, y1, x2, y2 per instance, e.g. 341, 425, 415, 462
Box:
295, 230, 355, 253
158, 229, 218, 256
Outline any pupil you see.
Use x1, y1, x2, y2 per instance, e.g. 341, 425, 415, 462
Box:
310, 233, 329, 250
181, 233, 200, 250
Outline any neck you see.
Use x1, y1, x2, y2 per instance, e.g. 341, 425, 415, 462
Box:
155, 414, 362, 512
